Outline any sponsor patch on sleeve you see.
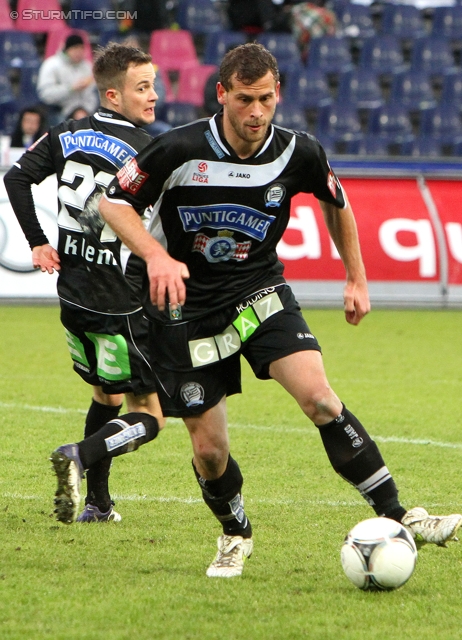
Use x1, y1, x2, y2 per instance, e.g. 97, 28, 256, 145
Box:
327, 169, 339, 199
117, 158, 149, 194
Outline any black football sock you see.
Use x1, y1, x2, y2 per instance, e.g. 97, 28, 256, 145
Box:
84, 400, 122, 511
193, 455, 252, 538
77, 412, 159, 469
316, 404, 406, 522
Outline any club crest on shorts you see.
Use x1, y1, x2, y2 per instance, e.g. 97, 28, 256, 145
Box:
180, 382, 205, 407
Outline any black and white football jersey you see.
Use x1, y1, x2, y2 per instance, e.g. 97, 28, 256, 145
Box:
105, 112, 346, 323
7, 108, 153, 314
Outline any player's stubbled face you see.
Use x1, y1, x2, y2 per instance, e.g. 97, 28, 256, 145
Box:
218, 71, 280, 157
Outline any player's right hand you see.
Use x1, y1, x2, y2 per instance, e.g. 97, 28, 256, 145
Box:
32, 244, 61, 274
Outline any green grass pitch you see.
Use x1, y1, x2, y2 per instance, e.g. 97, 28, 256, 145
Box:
0, 305, 461, 640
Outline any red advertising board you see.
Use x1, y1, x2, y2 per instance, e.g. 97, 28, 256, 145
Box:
279, 178, 445, 283
426, 180, 462, 285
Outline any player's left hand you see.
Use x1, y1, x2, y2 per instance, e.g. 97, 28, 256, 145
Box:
145, 249, 189, 312
344, 279, 370, 326
32, 244, 61, 274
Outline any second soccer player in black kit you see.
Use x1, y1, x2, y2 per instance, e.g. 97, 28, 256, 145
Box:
4, 44, 165, 524
99, 43, 461, 576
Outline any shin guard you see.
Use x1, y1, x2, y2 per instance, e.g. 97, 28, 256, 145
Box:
78, 412, 159, 468
193, 456, 252, 538
316, 405, 405, 519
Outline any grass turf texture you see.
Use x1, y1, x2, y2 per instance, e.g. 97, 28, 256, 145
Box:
0, 305, 461, 640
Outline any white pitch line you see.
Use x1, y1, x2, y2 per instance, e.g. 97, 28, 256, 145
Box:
0, 401, 86, 415
2, 401, 462, 450
0, 492, 456, 512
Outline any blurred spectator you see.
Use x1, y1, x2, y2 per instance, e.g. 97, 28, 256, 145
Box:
66, 106, 90, 120
37, 33, 99, 126
227, 0, 292, 33
10, 105, 48, 148
133, 0, 170, 33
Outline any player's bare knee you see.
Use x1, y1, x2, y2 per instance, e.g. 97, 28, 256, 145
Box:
93, 387, 123, 407
125, 392, 166, 430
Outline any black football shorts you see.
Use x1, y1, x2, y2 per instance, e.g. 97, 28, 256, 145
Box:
150, 284, 321, 417
60, 301, 157, 396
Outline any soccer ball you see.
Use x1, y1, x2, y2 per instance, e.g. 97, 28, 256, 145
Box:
340, 517, 417, 591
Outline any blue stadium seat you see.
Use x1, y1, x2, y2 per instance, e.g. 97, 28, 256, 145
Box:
335, 4, 375, 39
0, 66, 18, 134
419, 104, 462, 145
410, 136, 442, 157
177, 0, 228, 35
389, 70, 437, 114
0, 66, 15, 103
441, 71, 462, 110
68, 0, 116, 32
0, 31, 39, 68
368, 103, 415, 153
203, 30, 247, 66
162, 102, 199, 127
17, 62, 41, 108
380, 4, 427, 40
306, 35, 354, 75
284, 65, 333, 111
256, 33, 302, 74
358, 34, 408, 76
410, 36, 457, 76
273, 104, 309, 131
357, 134, 390, 157
316, 101, 362, 147
315, 132, 336, 155
432, 6, 462, 40
337, 69, 384, 110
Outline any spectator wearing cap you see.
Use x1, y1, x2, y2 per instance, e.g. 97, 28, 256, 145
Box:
37, 33, 99, 126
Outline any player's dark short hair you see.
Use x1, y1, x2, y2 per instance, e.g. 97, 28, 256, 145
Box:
93, 43, 152, 94
219, 43, 280, 90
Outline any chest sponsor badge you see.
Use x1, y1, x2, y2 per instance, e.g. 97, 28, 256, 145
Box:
192, 231, 251, 263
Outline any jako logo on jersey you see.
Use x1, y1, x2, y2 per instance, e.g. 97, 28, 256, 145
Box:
265, 183, 286, 207
117, 158, 149, 194
178, 204, 276, 241
198, 162, 208, 172
59, 129, 137, 169
227, 171, 250, 179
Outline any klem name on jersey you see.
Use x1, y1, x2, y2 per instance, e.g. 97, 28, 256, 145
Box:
178, 204, 276, 241
59, 129, 137, 169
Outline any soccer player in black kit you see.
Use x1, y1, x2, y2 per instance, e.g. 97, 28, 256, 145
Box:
99, 42, 462, 577
4, 44, 164, 524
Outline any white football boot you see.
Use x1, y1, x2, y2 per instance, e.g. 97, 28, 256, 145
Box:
402, 507, 462, 547
206, 534, 253, 577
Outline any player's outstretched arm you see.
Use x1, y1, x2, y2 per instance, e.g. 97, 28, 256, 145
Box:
99, 197, 189, 311
32, 244, 60, 274
319, 199, 370, 326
